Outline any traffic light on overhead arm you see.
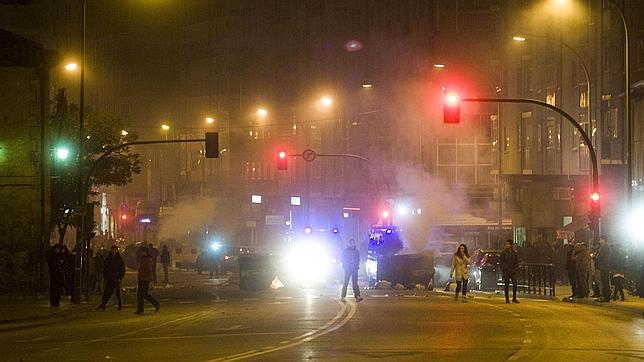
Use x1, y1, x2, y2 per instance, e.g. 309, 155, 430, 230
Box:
277, 148, 288, 170
205, 132, 219, 158
443, 92, 461, 124
588, 192, 601, 229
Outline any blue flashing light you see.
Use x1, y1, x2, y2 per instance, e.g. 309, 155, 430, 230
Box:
332, 227, 339, 234
304, 226, 313, 235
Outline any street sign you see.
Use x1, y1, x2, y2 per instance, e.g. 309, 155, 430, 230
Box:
265, 215, 285, 225
302, 149, 316, 162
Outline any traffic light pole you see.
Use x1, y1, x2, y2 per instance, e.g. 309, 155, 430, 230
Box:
461, 97, 600, 244
72, 138, 205, 303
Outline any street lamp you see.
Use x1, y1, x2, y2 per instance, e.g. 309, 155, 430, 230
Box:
257, 108, 268, 118
206, 117, 215, 124
64, 63, 78, 71
320, 96, 333, 107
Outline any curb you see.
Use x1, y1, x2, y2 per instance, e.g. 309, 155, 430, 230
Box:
561, 296, 644, 316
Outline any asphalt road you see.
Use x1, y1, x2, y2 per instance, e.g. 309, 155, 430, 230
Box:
2, 273, 643, 361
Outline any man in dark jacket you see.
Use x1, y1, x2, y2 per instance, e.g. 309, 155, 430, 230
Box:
135, 246, 160, 314
596, 238, 612, 302
148, 243, 159, 283
500, 239, 520, 304
96, 245, 126, 311
46, 244, 65, 307
340, 239, 363, 303
565, 242, 577, 298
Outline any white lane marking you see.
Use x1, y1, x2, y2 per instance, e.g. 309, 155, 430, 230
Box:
215, 324, 243, 331
179, 301, 196, 304
208, 298, 355, 362
275, 297, 292, 300
369, 294, 389, 298
519, 318, 528, 322
17, 336, 49, 343
507, 355, 520, 360
119, 332, 295, 341
525, 330, 533, 334
523, 339, 532, 344
242, 298, 259, 301
512, 314, 521, 317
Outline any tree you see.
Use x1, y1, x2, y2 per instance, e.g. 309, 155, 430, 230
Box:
50, 97, 141, 245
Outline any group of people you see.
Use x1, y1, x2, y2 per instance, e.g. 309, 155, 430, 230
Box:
45, 244, 75, 307
95, 244, 163, 314
450, 240, 521, 304
565, 238, 625, 302
47, 241, 172, 315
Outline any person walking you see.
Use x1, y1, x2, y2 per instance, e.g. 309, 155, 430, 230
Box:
340, 238, 363, 303
596, 238, 612, 302
46, 244, 65, 307
135, 246, 160, 315
160, 245, 171, 284
148, 243, 159, 283
500, 239, 520, 304
450, 243, 471, 303
95, 245, 125, 311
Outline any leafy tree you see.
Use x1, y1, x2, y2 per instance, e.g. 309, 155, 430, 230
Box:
50, 102, 141, 245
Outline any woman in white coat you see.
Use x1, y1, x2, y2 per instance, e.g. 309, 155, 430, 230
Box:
450, 243, 471, 302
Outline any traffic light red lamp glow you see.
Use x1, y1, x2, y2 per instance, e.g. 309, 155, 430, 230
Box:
443, 92, 461, 124
277, 149, 288, 170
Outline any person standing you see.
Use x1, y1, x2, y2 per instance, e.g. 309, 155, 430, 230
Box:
596, 238, 612, 302
148, 243, 159, 283
450, 243, 471, 302
46, 244, 65, 307
135, 246, 160, 314
95, 245, 125, 311
340, 238, 363, 303
500, 239, 520, 304
565, 242, 577, 298
160, 245, 171, 284
573, 242, 590, 298
611, 246, 626, 301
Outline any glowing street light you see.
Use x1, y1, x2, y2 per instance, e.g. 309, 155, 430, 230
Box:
362, 83, 373, 88
320, 96, 333, 107
206, 117, 215, 124
512, 36, 526, 42
433, 63, 446, 68
257, 108, 268, 118
120, 129, 128, 136
161, 124, 170, 131
64, 63, 78, 71
55, 147, 70, 161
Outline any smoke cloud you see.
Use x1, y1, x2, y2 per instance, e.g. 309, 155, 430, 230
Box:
156, 197, 217, 242
393, 165, 467, 253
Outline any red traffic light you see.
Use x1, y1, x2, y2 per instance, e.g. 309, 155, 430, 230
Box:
277, 149, 288, 170
445, 92, 460, 106
443, 92, 461, 124
120, 214, 128, 221
589, 192, 600, 202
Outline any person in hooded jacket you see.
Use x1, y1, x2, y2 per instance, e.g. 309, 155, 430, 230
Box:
135, 246, 160, 314
96, 245, 126, 311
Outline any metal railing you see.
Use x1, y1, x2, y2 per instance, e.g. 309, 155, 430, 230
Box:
513, 263, 556, 296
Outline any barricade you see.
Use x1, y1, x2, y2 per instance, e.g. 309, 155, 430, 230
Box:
515, 263, 556, 296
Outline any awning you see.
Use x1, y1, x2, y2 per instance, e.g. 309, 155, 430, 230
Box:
556, 217, 589, 239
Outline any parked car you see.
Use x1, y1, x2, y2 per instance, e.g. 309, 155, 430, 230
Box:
472, 249, 503, 291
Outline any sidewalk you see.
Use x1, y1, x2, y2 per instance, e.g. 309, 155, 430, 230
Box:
556, 285, 644, 316
463, 284, 644, 316
0, 295, 95, 330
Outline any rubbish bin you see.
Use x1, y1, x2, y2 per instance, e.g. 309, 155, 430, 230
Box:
377, 253, 435, 289
238, 255, 276, 291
